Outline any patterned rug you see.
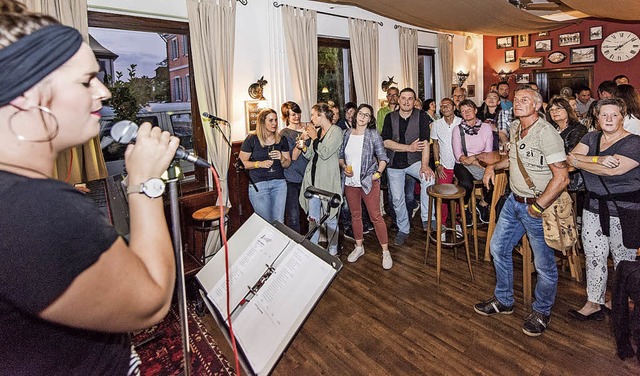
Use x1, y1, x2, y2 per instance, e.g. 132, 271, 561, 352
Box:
133, 302, 235, 376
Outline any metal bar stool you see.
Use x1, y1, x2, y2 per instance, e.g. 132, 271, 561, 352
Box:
425, 184, 474, 283
191, 206, 230, 264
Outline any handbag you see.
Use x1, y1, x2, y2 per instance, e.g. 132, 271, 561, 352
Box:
514, 127, 578, 252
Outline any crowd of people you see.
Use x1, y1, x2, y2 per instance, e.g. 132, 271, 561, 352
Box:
240, 76, 640, 339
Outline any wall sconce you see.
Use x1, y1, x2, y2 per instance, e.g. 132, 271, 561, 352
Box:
381, 76, 397, 92
456, 71, 470, 87
248, 76, 268, 100
497, 69, 514, 82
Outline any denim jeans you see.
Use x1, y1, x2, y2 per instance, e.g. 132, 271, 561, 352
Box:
308, 196, 339, 255
387, 161, 435, 234
385, 173, 417, 223
285, 181, 302, 233
248, 179, 287, 223
490, 194, 558, 316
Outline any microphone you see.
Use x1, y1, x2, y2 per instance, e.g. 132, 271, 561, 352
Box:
202, 112, 229, 123
110, 120, 211, 168
304, 186, 342, 208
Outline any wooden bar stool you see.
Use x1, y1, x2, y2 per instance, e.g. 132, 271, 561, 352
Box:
484, 171, 508, 261
425, 184, 474, 283
191, 206, 230, 264
468, 180, 485, 261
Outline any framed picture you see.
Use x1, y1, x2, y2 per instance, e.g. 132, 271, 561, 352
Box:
559, 32, 581, 46
497, 36, 514, 49
467, 85, 476, 98
517, 34, 530, 47
516, 74, 530, 84
538, 31, 549, 37
570, 46, 597, 64
547, 51, 567, 64
505, 49, 516, 63
244, 100, 263, 133
519, 56, 544, 68
535, 39, 552, 52
590, 26, 603, 40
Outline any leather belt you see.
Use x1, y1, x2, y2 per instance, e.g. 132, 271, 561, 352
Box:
513, 194, 536, 204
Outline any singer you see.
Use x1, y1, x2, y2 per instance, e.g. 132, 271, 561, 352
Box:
238, 108, 291, 223
0, 3, 179, 375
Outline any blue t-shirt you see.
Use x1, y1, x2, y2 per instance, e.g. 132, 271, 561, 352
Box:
280, 128, 309, 184
240, 134, 290, 183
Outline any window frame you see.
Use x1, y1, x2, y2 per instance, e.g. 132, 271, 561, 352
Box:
317, 37, 357, 108
418, 48, 436, 101
88, 11, 208, 193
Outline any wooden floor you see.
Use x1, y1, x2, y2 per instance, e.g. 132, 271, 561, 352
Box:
201, 217, 640, 376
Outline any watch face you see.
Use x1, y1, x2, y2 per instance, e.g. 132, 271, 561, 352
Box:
142, 178, 165, 198
601, 31, 639, 62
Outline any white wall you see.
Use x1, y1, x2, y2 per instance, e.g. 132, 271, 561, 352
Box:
88, 0, 483, 141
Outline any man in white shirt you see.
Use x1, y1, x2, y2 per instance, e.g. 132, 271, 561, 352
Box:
431, 98, 461, 225
576, 86, 595, 119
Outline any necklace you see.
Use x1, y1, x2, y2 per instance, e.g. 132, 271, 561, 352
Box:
0, 160, 50, 178
519, 119, 537, 138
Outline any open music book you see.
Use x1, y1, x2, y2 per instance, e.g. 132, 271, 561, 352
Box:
196, 214, 342, 375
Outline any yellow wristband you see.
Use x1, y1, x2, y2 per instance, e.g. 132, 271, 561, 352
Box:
434, 160, 441, 166
531, 204, 542, 214
592, 156, 598, 163
373, 172, 381, 179
254, 161, 259, 169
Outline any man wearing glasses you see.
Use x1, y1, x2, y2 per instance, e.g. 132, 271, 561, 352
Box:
377, 87, 399, 133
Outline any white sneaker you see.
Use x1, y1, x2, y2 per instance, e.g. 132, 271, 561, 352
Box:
455, 224, 463, 238
382, 250, 393, 270
347, 246, 365, 262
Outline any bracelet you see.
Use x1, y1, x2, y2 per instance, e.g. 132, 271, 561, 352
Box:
373, 172, 381, 179
592, 156, 598, 163
434, 160, 441, 166
532, 202, 545, 213
376, 170, 383, 175
254, 161, 259, 169
571, 158, 578, 168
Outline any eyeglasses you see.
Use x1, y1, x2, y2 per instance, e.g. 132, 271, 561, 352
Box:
548, 107, 566, 113
357, 112, 372, 119
387, 93, 398, 98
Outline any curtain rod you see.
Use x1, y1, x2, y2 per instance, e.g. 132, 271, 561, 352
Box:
273, 2, 383, 26
394, 24, 452, 38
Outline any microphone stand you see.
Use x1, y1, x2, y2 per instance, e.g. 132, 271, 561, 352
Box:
167, 161, 191, 376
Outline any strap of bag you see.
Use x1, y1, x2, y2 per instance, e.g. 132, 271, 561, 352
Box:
594, 131, 621, 210
459, 125, 468, 157
514, 124, 539, 196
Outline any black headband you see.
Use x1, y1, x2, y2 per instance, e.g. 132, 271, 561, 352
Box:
0, 24, 83, 107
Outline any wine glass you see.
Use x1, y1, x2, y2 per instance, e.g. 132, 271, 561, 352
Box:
267, 145, 276, 173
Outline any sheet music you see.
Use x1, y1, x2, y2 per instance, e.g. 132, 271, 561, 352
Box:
208, 227, 289, 313
232, 244, 334, 374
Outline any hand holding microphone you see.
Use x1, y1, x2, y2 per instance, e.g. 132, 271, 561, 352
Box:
122, 122, 180, 184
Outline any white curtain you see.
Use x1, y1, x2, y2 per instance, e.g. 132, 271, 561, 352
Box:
282, 5, 317, 119
398, 26, 418, 92
438, 34, 454, 99
186, 0, 236, 257
348, 19, 379, 109
20, 0, 108, 185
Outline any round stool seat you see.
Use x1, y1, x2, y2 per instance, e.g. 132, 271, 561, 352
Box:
192, 206, 230, 222
427, 184, 465, 199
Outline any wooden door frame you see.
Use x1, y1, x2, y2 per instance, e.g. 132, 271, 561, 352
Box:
532, 66, 594, 100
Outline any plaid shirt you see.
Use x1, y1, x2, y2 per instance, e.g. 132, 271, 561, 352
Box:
497, 107, 513, 139
339, 128, 389, 194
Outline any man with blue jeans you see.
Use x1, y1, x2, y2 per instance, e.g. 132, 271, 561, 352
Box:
381, 87, 435, 246
475, 85, 569, 337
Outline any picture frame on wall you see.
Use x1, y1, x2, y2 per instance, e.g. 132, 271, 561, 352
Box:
570, 46, 597, 64
538, 31, 549, 37
535, 39, 552, 52
505, 49, 516, 63
559, 32, 581, 47
245, 100, 262, 133
519, 56, 544, 68
548, 51, 567, 64
467, 85, 476, 98
590, 26, 603, 40
516, 74, 530, 84
517, 34, 530, 48
497, 36, 514, 49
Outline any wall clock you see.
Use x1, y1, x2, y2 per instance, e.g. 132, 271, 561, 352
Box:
601, 31, 639, 62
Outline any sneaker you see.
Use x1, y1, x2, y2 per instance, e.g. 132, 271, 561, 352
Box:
423, 220, 437, 232
476, 205, 490, 224
411, 204, 420, 219
464, 208, 473, 227
455, 223, 463, 239
474, 296, 514, 316
522, 311, 550, 337
382, 250, 393, 269
363, 222, 374, 234
343, 227, 354, 240
394, 231, 409, 246
347, 246, 365, 263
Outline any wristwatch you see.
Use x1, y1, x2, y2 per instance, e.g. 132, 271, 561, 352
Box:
127, 178, 165, 198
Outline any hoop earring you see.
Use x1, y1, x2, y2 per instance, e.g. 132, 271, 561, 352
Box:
8, 105, 60, 143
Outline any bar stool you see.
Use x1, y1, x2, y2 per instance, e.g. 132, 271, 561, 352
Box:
191, 206, 230, 264
468, 180, 486, 261
484, 171, 508, 261
425, 184, 474, 283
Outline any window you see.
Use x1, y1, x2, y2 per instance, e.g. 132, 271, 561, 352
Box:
89, 12, 206, 191
418, 48, 436, 101
317, 37, 356, 111
170, 38, 179, 60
